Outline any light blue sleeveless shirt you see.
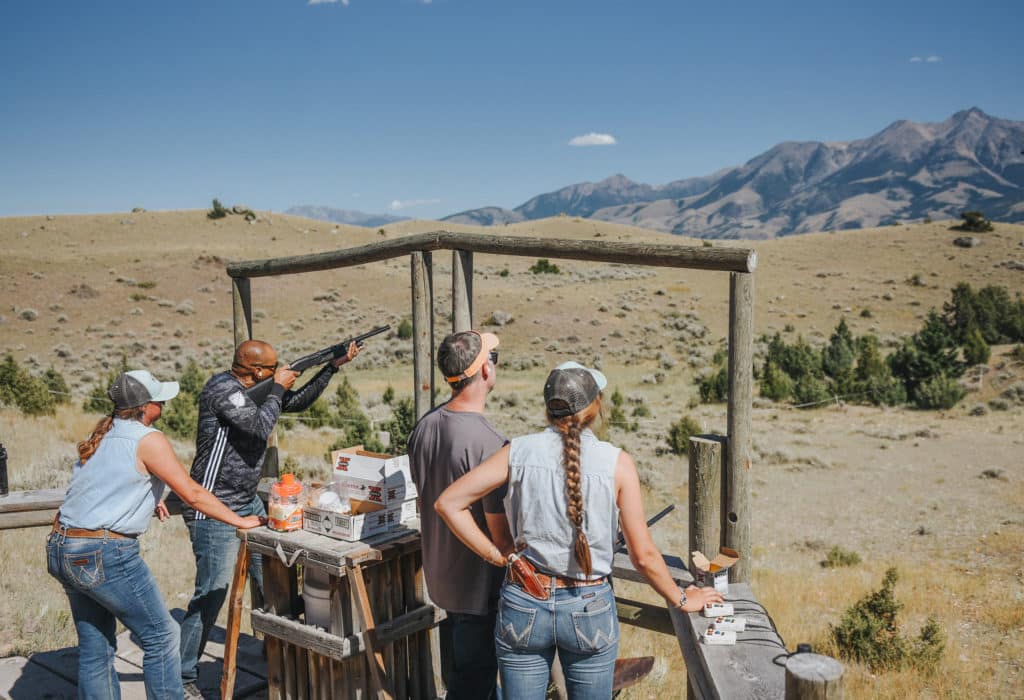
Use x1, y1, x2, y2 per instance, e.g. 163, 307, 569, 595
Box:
60, 419, 163, 536
505, 427, 620, 580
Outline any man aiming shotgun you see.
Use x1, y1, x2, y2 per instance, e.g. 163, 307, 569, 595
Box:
179, 327, 385, 698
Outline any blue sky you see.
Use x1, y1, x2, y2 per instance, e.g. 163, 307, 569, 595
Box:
2, 0, 1022, 220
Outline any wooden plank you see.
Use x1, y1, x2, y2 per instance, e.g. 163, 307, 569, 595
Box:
612, 551, 693, 586
411, 250, 434, 420
349, 563, 392, 699
726, 271, 754, 584
232, 276, 253, 346
242, 525, 417, 578
614, 597, 676, 636
251, 605, 443, 663
225, 231, 757, 278
282, 642, 297, 700
689, 435, 726, 566
451, 249, 473, 332
671, 583, 787, 700
0, 655, 78, 698
266, 637, 284, 700
220, 538, 250, 700
0, 488, 64, 514
0, 508, 58, 530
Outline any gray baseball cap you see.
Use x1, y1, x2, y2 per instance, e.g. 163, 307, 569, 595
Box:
544, 361, 608, 417
108, 370, 180, 410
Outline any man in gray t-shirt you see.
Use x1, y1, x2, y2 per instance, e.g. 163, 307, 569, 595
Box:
407, 330, 509, 700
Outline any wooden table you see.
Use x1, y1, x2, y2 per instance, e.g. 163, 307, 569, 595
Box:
240, 522, 443, 700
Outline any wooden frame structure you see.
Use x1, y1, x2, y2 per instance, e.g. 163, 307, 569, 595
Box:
0, 229, 846, 698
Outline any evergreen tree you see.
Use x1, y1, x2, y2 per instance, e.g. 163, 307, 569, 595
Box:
853, 335, 906, 406
759, 358, 794, 401
42, 367, 71, 404
889, 310, 962, 400
822, 318, 856, 393
963, 328, 990, 366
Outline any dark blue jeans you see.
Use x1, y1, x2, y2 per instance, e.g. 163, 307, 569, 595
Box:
441, 609, 499, 700
178, 495, 264, 685
46, 530, 183, 700
495, 580, 618, 700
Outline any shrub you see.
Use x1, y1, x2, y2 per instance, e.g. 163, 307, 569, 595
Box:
698, 366, 728, 403
962, 327, 990, 366
830, 568, 945, 672
1009, 345, 1024, 362
42, 367, 71, 404
793, 374, 830, 406
499, 268, 510, 278
860, 308, 873, 318
0, 354, 57, 416
952, 210, 993, 233
396, 318, 413, 340
912, 374, 965, 410
821, 545, 861, 568
889, 311, 963, 398
529, 259, 561, 274
382, 397, 416, 452
207, 198, 228, 220
666, 415, 702, 456
759, 359, 794, 401
382, 385, 395, 405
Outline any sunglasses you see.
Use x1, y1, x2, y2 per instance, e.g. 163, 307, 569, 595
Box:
489, 350, 499, 365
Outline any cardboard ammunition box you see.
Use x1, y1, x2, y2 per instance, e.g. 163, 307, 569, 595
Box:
386, 497, 418, 527
691, 547, 740, 593
303, 501, 390, 542
331, 448, 416, 506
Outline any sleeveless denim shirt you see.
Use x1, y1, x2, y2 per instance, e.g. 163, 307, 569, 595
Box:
60, 419, 163, 536
505, 427, 620, 580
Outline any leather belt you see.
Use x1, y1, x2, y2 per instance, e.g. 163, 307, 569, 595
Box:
51, 514, 136, 540
506, 569, 607, 590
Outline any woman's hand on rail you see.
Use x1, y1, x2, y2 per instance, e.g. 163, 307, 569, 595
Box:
679, 585, 724, 613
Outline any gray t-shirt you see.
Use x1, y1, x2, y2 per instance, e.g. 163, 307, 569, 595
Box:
407, 405, 507, 615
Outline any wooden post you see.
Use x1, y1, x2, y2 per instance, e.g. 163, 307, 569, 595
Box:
411, 251, 434, 420
451, 250, 473, 333
220, 538, 250, 700
231, 277, 253, 347
785, 653, 844, 699
725, 272, 754, 584
688, 435, 725, 570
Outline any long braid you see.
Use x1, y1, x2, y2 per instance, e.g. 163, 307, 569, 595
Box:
553, 411, 595, 576
77, 406, 146, 464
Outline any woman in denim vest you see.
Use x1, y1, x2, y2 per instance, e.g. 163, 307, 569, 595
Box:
47, 370, 265, 700
437, 361, 723, 699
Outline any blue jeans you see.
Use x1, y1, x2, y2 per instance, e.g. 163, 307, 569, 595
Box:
178, 495, 264, 685
46, 530, 183, 700
441, 610, 499, 700
495, 580, 618, 700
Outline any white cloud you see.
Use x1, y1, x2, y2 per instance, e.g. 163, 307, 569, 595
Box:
568, 132, 617, 147
909, 56, 923, 62
390, 198, 441, 211
910, 55, 942, 63
308, 0, 349, 5
925, 55, 942, 63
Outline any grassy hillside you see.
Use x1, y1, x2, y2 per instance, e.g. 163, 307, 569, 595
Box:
1, 210, 1022, 697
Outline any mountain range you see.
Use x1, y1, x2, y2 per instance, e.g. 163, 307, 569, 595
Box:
284, 205, 408, 229
443, 108, 1024, 238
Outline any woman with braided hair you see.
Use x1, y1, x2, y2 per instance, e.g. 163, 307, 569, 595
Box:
47, 369, 264, 699
437, 361, 723, 699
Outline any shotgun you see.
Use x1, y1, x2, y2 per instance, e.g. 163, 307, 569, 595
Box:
245, 325, 390, 405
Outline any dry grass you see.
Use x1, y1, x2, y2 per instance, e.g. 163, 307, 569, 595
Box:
1, 211, 1023, 696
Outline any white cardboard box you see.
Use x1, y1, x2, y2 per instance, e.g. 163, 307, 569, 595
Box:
302, 503, 390, 542
691, 546, 740, 594
331, 449, 417, 505
386, 497, 418, 526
